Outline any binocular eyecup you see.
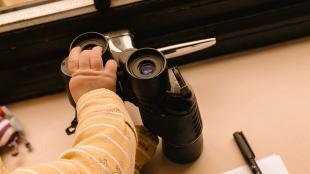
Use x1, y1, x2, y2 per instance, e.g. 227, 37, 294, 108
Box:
125, 48, 170, 100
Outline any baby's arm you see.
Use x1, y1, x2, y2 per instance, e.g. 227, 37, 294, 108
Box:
12, 47, 137, 174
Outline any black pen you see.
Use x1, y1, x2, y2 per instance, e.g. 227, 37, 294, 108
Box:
233, 131, 262, 174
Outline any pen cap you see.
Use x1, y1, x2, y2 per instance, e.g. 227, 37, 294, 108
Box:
233, 131, 255, 159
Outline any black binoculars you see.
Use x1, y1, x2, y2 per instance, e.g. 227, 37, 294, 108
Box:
60, 30, 216, 163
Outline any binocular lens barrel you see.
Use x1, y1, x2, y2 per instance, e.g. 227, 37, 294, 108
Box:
126, 49, 170, 100
163, 134, 203, 164
70, 32, 109, 56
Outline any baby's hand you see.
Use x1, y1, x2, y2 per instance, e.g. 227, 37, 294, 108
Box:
68, 46, 117, 103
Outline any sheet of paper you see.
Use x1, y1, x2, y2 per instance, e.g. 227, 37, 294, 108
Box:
224, 154, 289, 174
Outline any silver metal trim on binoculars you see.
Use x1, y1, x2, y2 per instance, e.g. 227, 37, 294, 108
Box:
158, 38, 216, 59
105, 29, 216, 58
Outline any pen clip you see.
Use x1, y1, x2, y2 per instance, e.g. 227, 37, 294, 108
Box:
233, 131, 255, 159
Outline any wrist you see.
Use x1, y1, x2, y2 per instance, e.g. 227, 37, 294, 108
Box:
76, 88, 119, 109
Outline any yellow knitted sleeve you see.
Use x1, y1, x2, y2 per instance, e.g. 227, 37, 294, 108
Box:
12, 88, 137, 174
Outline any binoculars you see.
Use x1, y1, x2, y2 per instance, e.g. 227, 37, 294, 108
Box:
60, 30, 216, 163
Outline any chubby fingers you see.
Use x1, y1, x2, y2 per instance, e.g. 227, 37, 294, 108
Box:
79, 50, 91, 69
68, 46, 117, 76
105, 59, 118, 75
68, 46, 81, 74
90, 46, 104, 70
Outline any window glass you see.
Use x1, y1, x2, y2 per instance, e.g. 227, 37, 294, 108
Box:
0, 0, 34, 7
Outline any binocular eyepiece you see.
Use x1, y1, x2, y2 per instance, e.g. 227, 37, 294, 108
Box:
61, 31, 216, 164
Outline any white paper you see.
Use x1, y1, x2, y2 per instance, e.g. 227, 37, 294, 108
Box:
224, 154, 289, 174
